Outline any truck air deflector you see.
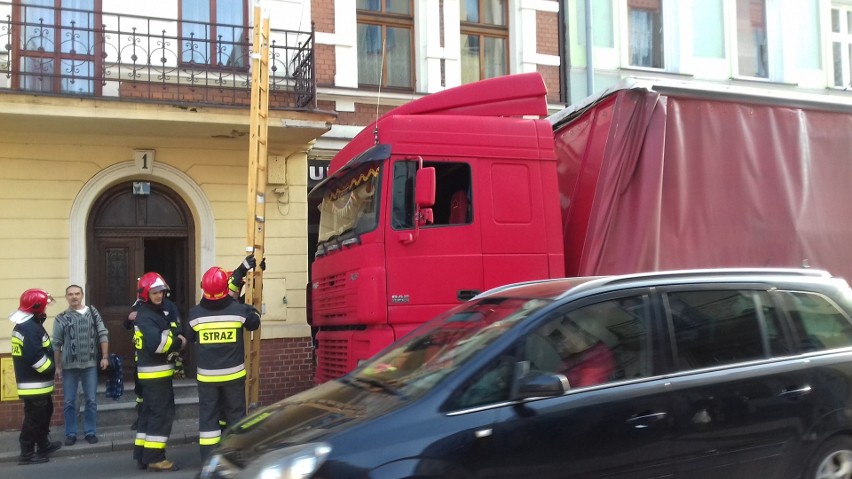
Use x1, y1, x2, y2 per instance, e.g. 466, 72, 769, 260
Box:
309, 143, 391, 198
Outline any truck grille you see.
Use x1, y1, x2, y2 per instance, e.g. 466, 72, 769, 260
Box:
314, 272, 350, 324
315, 332, 350, 383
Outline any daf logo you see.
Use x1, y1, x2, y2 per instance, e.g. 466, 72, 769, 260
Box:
350, 273, 359, 281
391, 295, 410, 304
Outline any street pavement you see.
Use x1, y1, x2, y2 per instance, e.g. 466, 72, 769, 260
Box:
4, 441, 203, 479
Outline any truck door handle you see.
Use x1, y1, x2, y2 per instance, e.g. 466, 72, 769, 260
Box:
779, 385, 812, 399
457, 290, 480, 301
627, 411, 667, 429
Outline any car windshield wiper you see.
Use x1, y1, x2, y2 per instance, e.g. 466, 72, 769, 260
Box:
353, 376, 407, 398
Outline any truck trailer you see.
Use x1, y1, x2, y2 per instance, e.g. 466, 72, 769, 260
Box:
308, 72, 852, 383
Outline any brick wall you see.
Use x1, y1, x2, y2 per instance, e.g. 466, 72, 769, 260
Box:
315, 44, 336, 86
256, 337, 315, 406
536, 9, 562, 103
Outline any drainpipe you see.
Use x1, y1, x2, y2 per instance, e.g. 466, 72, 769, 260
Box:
585, 0, 594, 96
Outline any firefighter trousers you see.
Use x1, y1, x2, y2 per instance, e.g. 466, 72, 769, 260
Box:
134, 377, 175, 465
20, 395, 53, 446
198, 379, 246, 461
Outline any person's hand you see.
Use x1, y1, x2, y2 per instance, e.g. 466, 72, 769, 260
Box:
128, 311, 137, 321
100, 357, 109, 371
242, 254, 257, 271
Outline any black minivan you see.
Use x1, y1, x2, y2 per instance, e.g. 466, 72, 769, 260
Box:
201, 269, 852, 479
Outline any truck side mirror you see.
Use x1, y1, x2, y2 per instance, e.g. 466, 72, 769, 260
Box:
415, 167, 436, 208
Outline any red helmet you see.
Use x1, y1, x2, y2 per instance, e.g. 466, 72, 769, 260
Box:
201, 267, 230, 300
9, 289, 54, 324
137, 272, 169, 302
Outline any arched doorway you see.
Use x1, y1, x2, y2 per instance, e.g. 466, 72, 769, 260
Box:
86, 181, 195, 376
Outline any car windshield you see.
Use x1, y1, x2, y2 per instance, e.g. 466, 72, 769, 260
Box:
345, 296, 554, 398
317, 162, 381, 249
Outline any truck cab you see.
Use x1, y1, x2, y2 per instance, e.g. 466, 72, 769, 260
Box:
309, 73, 563, 382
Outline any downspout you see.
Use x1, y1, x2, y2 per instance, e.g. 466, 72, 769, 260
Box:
559, 0, 571, 103
584, 0, 594, 96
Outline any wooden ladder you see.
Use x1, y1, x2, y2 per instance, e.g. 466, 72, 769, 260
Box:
244, 4, 270, 411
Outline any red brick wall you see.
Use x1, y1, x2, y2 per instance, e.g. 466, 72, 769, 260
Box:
536, 10, 562, 103
315, 44, 336, 87
313, 0, 336, 87
256, 337, 315, 406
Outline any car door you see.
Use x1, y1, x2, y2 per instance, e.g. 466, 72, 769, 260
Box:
661, 287, 817, 479
451, 291, 675, 478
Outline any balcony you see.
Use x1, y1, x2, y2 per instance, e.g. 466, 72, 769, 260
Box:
0, 2, 315, 110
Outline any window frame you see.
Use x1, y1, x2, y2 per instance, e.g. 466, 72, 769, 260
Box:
625, 0, 665, 70
460, 0, 509, 83
391, 159, 473, 230
831, 2, 852, 88
356, 0, 415, 90
13, 0, 104, 94
178, 0, 250, 70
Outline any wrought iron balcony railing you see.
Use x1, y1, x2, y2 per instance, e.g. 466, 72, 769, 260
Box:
0, 2, 315, 110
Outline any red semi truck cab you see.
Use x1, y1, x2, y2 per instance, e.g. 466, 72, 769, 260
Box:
309, 73, 564, 382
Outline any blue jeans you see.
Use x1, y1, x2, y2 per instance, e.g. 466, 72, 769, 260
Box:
62, 367, 98, 438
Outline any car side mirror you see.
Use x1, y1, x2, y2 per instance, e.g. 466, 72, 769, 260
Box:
513, 370, 569, 400
415, 167, 436, 208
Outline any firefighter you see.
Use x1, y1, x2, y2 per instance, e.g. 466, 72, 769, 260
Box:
133, 272, 186, 472
9, 288, 62, 465
186, 266, 261, 461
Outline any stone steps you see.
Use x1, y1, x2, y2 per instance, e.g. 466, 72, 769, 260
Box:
67, 378, 198, 432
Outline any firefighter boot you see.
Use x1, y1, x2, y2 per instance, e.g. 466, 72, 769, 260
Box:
18, 441, 49, 465
147, 459, 180, 472
36, 436, 62, 457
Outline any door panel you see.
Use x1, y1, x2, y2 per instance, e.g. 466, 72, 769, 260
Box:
663, 288, 815, 478
91, 237, 143, 368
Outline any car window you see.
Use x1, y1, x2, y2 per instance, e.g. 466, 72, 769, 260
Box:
667, 290, 784, 370
778, 290, 852, 351
528, 295, 653, 388
446, 294, 653, 410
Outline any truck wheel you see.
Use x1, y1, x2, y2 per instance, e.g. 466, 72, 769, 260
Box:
807, 436, 852, 479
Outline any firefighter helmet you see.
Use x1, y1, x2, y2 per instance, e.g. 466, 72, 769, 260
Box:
201, 266, 230, 300
9, 288, 54, 324
137, 272, 169, 302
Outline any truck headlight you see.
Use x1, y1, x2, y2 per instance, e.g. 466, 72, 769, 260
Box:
242, 443, 332, 479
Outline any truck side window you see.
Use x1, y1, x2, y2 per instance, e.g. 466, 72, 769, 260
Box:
392, 160, 472, 229
667, 290, 784, 370
778, 291, 852, 351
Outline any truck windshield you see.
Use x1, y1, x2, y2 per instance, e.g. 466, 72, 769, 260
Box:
347, 296, 553, 399
317, 162, 381, 249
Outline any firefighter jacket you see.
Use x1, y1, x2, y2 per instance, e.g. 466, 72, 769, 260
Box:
11, 317, 56, 397
186, 296, 260, 383
134, 301, 183, 381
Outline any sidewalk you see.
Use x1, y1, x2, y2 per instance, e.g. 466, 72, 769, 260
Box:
0, 418, 199, 463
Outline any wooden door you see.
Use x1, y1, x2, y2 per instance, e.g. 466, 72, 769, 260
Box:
91, 237, 144, 367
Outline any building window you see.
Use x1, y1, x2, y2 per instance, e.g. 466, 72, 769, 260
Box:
832, 4, 852, 87
460, 0, 508, 84
180, 0, 248, 68
16, 0, 99, 94
627, 0, 663, 68
357, 0, 414, 89
736, 0, 768, 78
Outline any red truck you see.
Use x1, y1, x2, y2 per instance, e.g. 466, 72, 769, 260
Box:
309, 72, 852, 382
